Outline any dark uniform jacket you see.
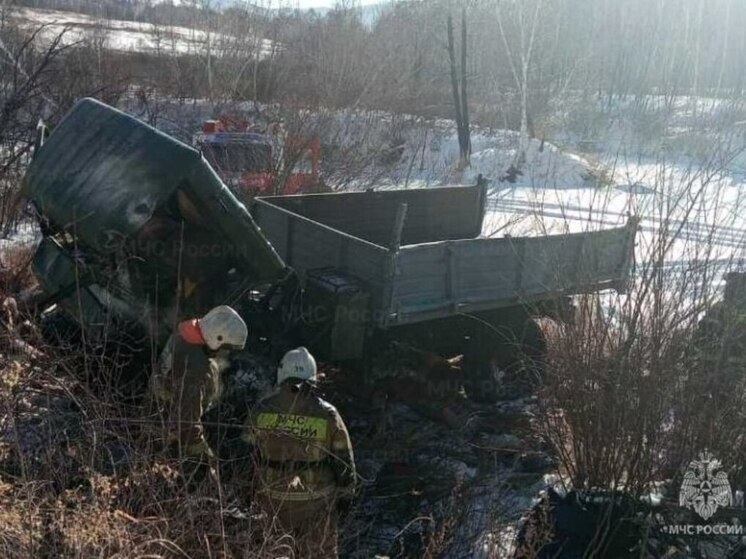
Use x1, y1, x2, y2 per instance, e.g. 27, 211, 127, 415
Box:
244, 384, 356, 502
151, 334, 227, 454
152, 334, 224, 404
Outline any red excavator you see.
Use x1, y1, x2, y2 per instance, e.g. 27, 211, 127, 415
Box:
195, 116, 325, 198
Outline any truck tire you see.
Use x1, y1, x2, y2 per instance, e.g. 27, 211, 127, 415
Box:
462, 315, 546, 403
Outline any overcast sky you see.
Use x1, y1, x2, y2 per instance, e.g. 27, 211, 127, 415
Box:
290, 0, 381, 8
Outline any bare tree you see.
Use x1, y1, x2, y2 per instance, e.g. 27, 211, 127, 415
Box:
446, 9, 470, 169
0, 18, 70, 232
495, 0, 543, 165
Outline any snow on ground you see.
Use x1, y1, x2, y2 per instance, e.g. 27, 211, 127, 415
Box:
487, 102, 746, 285
314, 112, 599, 190
9, 7, 273, 57
397, 95, 745, 294
412, 129, 598, 190
308, 98, 746, 290
0, 221, 39, 252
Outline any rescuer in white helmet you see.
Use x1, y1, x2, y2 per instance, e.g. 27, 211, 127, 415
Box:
151, 305, 248, 465
243, 347, 356, 558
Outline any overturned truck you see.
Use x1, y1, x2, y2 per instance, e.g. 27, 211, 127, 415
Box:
23, 98, 638, 400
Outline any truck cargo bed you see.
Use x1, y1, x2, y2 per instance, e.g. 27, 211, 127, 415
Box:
252, 186, 637, 328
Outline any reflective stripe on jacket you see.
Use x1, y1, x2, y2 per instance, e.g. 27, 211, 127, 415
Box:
244, 384, 356, 502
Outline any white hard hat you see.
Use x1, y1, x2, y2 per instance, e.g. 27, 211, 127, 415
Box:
198, 305, 248, 351
277, 346, 317, 385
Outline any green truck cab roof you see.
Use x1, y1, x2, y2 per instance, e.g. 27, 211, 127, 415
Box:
23, 97, 285, 284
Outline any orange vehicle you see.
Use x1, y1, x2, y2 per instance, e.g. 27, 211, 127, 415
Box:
195, 117, 324, 198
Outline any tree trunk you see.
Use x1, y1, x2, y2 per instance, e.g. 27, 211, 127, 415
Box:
460, 8, 471, 164
447, 12, 470, 170
446, 14, 465, 169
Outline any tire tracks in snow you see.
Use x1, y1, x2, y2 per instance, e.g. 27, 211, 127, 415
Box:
486, 198, 746, 250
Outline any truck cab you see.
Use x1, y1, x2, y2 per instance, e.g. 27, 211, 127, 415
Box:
195, 118, 324, 199
24, 99, 288, 348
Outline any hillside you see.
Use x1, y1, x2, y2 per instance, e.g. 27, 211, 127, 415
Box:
10, 6, 273, 56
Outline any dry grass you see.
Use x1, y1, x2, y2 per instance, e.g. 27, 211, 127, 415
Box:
0, 243, 36, 300
0, 215, 478, 559
0, 343, 489, 558
0, 236, 279, 559
0, 345, 290, 558
538, 291, 746, 496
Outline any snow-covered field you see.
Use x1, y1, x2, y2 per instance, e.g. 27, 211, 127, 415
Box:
9, 7, 272, 57
314, 97, 746, 291
486, 102, 746, 288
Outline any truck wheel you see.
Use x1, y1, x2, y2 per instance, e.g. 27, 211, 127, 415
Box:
462, 317, 547, 403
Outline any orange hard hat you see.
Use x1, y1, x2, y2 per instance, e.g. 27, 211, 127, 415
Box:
177, 318, 205, 345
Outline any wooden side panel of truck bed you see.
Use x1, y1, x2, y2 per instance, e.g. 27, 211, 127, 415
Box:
253, 189, 637, 330
387, 221, 637, 326
252, 198, 393, 312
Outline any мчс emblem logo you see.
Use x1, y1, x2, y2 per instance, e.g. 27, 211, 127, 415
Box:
679, 451, 732, 520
